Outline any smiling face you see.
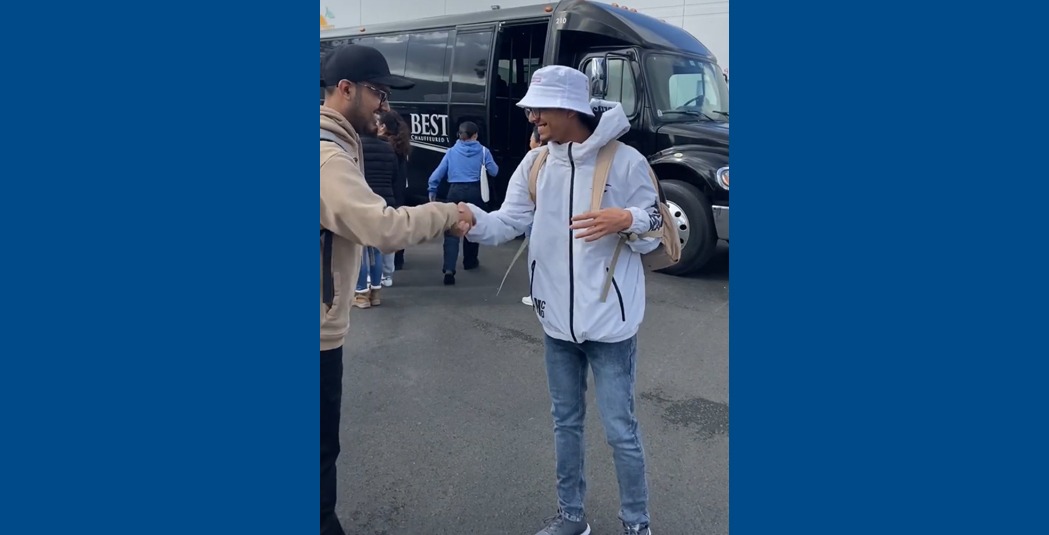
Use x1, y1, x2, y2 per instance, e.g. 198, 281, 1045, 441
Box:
526, 107, 578, 144
328, 80, 391, 136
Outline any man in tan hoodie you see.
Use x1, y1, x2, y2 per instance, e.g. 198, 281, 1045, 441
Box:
319, 44, 469, 535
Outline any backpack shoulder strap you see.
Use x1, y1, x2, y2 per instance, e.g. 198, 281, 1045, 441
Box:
590, 140, 621, 212
499, 147, 547, 298
320, 129, 351, 154
528, 147, 549, 204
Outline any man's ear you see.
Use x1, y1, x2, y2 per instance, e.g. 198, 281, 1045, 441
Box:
338, 80, 354, 100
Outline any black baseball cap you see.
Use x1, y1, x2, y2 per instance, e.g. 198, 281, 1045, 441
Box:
320, 44, 414, 90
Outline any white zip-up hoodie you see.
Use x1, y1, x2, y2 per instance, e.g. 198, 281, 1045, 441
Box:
465, 102, 662, 344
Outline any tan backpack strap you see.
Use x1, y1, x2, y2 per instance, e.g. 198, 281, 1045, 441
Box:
600, 236, 627, 302
590, 140, 621, 212
497, 236, 530, 297
528, 147, 548, 203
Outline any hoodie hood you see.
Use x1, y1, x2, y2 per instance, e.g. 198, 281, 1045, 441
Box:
320, 105, 360, 148
451, 139, 483, 157
546, 99, 631, 162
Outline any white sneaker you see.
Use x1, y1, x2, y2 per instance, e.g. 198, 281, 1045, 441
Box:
381, 276, 393, 287
522, 296, 533, 306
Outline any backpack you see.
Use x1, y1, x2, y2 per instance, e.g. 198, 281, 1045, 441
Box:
497, 141, 682, 302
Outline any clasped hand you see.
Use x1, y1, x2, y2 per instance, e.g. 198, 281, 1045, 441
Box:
448, 202, 475, 237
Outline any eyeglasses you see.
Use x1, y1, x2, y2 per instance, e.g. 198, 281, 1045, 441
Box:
361, 83, 389, 104
343, 80, 388, 104
524, 108, 547, 120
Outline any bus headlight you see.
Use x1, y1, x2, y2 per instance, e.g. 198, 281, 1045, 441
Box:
716, 166, 729, 190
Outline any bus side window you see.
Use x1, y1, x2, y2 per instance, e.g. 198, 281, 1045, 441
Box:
584, 57, 638, 116
451, 31, 493, 104
402, 30, 451, 103
360, 35, 408, 79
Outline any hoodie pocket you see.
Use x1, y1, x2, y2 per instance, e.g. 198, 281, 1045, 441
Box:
610, 272, 626, 322
529, 260, 537, 296
529, 260, 547, 318
326, 272, 342, 319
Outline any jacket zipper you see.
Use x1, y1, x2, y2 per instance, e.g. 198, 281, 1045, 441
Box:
611, 275, 626, 322
567, 143, 578, 343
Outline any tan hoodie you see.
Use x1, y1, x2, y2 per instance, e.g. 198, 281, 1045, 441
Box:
320, 105, 459, 351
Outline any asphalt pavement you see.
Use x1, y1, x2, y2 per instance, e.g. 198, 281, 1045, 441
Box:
335, 237, 728, 535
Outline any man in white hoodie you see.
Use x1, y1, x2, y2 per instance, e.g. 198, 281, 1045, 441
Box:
458, 65, 661, 535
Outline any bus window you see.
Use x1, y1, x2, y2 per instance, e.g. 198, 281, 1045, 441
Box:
357, 34, 408, 78
583, 57, 638, 116
451, 31, 493, 104
402, 30, 451, 103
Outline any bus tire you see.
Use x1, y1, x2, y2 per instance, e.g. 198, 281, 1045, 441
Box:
659, 179, 717, 276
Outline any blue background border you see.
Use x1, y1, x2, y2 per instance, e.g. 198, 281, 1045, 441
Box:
733, 1, 1047, 533
2, 2, 316, 533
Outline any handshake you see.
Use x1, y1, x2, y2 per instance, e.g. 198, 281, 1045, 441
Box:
448, 201, 475, 238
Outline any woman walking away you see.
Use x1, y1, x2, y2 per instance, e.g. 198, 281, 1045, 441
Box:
427, 121, 499, 285
353, 119, 400, 308
378, 110, 412, 286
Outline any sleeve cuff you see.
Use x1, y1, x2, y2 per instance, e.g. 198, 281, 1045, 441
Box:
626, 206, 650, 235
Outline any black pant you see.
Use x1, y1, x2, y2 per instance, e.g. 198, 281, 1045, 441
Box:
443, 182, 486, 273
320, 347, 344, 535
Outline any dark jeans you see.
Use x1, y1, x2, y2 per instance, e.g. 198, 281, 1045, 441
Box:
443, 182, 486, 274
321, 347, 345, 535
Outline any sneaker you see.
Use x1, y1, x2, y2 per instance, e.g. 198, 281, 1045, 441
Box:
369, 287, 382, 306
522, 296, 533, 306
463, 259, 479, 270
381, 276, 393, 287
443, 273, 455, 286
534, 511, 590, 535
352, 292, 371, 309
623, 523, 651, 535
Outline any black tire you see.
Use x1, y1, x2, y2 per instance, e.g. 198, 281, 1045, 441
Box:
659, 179, 717, 276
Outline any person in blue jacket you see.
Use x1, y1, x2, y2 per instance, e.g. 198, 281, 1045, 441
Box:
427, 121, 499, 285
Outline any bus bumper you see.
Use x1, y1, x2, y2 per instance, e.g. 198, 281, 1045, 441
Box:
712, 205, 729, 241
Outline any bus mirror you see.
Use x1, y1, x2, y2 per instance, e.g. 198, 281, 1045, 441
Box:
589, 57, 608, 98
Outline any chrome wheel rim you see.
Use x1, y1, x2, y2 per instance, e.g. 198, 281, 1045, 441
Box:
666, 200, 690, 248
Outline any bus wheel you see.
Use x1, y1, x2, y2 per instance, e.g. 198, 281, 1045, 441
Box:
659, 179, 716, 275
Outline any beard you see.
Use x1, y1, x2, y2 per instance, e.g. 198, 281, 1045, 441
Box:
347, 92, 378, 135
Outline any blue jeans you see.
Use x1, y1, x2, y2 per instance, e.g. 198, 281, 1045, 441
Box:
442, 182, 485, 274
544, 334, 650, 526
356, 247, 382, 292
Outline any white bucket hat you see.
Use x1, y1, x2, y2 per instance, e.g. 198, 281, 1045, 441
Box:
516, 65, 595, 116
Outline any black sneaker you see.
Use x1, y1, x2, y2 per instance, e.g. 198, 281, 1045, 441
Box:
622, 522, 651, 535
534, 511, 590, 535
463, 259, 479, 270
443, 273, 455, 285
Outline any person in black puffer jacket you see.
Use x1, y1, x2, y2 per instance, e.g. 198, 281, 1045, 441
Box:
378, 111, 413, 279
352, 132, 400, 309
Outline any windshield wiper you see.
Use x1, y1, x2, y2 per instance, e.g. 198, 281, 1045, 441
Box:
662, 109, 716, 121
712, 110, 729, 118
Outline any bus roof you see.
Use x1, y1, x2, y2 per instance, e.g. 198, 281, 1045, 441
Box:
320, 4, 553, 39
321, 1, 714, 60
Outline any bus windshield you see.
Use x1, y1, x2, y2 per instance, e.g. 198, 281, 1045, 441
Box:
645, 53, 729, 123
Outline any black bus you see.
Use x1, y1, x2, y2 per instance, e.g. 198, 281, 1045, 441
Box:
321, 0, 729, 274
